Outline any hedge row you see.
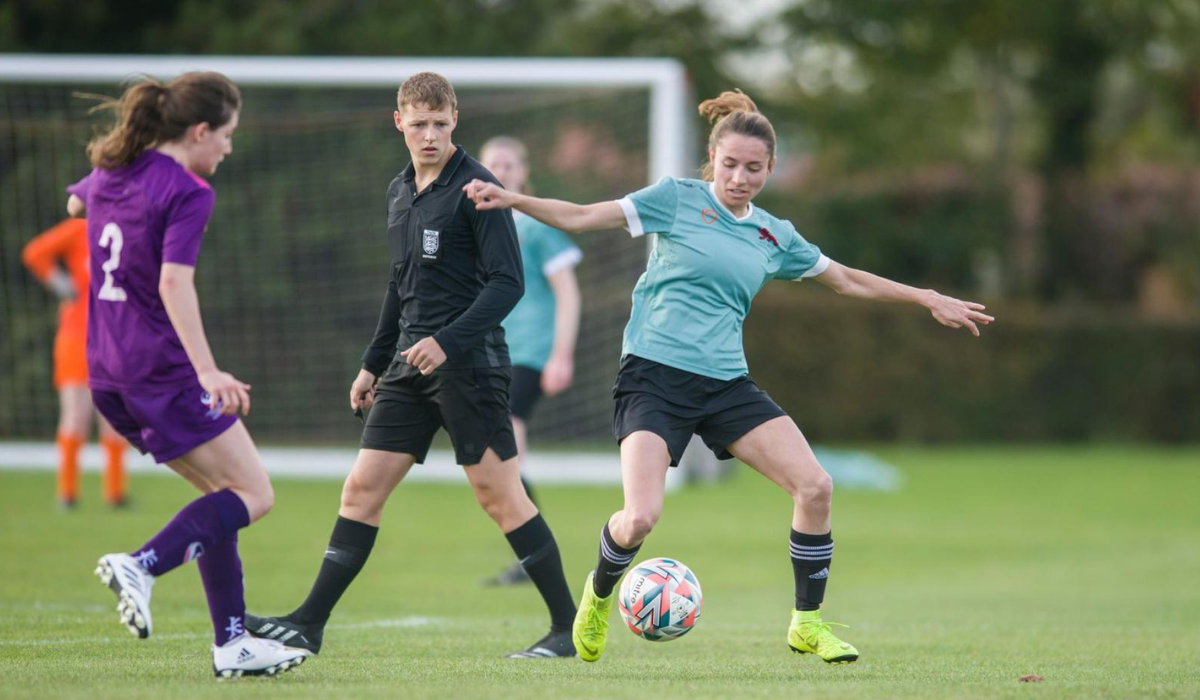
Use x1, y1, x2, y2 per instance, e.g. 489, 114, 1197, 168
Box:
743, 290, 1200, 442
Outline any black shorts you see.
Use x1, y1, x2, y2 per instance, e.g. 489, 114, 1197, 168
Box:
508, 365, 544, 421
360, 362, 518, 466
612, 355, 787, 467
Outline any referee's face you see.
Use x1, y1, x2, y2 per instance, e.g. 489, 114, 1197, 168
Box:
395, 103, 458, 168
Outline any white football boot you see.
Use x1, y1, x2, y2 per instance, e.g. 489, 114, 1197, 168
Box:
94, 553, 155, 639
212, 634, 312, 678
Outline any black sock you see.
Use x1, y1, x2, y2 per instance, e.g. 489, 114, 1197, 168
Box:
519, 475, 539, 509
292, 516, 378, 625
505, 513, 576, 631
593, 522, 640, 599
790, 529, 833, 611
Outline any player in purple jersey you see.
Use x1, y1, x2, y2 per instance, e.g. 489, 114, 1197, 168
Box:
67, 71, 309, 678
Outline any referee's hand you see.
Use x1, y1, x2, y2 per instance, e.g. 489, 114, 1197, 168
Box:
401, 337, 447, 375
350, 369, 378, 411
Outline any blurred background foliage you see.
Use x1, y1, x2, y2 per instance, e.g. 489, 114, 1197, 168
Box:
3, 0, 1198, 441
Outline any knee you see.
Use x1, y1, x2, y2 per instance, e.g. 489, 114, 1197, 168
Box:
793, 471, 833, 511
340, 472, 381, 518
473, 481, 516, 525
620, 506, 660, 542
241, 483, 274, 523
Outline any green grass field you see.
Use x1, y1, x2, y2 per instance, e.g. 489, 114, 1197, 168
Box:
2, 446, 1198, 700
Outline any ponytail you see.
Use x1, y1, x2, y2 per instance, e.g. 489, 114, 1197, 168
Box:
86, 72, 242, 169
87, 79, 168, 169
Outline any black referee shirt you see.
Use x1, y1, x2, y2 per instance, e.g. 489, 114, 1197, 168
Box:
361, 145, 523, 373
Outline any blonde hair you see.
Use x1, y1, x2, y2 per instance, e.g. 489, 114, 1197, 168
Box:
698, 89, 776, 181
397, 71, 457, 112
86, 72, 241, 169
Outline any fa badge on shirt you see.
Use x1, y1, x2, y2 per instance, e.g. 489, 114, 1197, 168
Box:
422, 229, 440, 261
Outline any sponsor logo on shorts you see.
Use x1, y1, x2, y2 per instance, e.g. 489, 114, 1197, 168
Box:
200, 391, 223, 420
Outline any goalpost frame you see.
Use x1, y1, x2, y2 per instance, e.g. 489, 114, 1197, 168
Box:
0, 53, 720, 483
0, 54, 693, 183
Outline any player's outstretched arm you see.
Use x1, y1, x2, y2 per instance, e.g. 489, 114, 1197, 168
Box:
159, 262, 251, 414
462, 179, 624, 234
813, 260, 995, 336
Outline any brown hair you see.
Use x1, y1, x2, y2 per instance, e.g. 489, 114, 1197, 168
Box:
397, 72, 457, 112
698, 89, 776, 181
86, 71, 241, 169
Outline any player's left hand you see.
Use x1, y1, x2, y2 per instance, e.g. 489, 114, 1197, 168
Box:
541, 352, 573, 396
400, 337, 447, 375
926, 292, 994, 336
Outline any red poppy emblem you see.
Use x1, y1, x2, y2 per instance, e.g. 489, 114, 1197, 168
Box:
758, 227, 779, 247
700, 208, 718, 224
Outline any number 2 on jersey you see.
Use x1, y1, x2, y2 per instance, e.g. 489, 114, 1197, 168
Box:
98, 222, 128, 302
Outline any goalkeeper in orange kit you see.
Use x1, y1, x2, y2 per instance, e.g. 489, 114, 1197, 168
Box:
22, 218, 128, 509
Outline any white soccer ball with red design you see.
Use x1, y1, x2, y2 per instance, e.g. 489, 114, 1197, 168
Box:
618, 557, 702, 641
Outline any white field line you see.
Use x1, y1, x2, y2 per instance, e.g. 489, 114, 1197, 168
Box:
0, 616, 445, 648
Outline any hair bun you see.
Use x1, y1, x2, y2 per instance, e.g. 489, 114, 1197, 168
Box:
698, 89, 758, 124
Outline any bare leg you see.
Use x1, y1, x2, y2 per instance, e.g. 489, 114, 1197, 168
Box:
466, 448, 576, 635
606, 431, 672, 547
726, 416, 831, 534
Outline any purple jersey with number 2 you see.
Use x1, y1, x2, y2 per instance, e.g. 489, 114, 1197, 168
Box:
68, 150, 214, 391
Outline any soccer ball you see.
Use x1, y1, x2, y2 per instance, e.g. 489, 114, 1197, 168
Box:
618, 557, 702, 641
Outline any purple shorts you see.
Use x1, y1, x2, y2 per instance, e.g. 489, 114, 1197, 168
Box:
92, 381, 238, 463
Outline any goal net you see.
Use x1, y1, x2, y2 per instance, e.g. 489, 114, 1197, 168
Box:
0, 56, 691, 446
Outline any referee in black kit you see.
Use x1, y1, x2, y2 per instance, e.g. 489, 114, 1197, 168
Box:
245, 72, 578, 660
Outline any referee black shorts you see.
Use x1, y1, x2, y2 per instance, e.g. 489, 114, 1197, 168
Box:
361, 361, 518, 466
612, 354, 787, 467
508, 365, 544, 421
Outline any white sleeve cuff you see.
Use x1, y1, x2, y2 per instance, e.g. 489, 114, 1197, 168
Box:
795, 254, 832, 281
542, 247, 583, 276
616, 197, 644, 238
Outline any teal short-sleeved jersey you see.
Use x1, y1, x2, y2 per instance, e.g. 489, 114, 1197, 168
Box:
616, 177, 830, 380
503, 212, 583, 370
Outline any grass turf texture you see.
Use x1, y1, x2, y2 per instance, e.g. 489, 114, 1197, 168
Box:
1, 446, 1198, 700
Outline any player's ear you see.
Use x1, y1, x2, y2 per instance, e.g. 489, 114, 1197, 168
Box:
451, 110, 459, 129
767, 155, 776, 174
191, 122, 211, 143
393, 111, 404, 133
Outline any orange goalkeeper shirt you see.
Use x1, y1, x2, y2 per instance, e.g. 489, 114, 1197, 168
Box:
21, 218, 89, 338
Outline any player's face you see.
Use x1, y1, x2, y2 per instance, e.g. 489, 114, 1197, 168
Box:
480, 145, 528, 193
190, 110, 239, 177
710, 133, 774, 215
395, 103, 458, 168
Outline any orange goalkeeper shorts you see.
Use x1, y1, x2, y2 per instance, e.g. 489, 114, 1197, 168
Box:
53, 329, 87, 388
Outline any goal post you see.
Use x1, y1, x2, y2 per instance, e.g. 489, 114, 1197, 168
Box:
0, 54, 695, 451
0, 54, 691, 185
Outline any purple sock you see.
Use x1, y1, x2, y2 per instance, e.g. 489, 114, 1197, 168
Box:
197, 532, 246, 646
131, 489, 250, 577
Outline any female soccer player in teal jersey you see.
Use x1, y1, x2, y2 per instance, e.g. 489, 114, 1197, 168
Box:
465, 89, 994, 664
69, 72, 309, 678
479, 136, 582, 587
